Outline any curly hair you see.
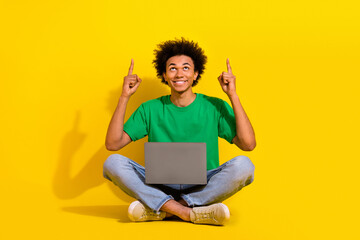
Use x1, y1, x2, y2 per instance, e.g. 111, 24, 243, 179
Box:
153, 38, 207, 87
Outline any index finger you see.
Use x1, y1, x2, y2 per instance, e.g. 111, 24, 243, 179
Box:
128, 59, 134, 75
227, 58, 232, 74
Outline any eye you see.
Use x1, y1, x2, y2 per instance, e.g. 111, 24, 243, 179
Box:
183, 66, 189, 70
170, 67, 176, 71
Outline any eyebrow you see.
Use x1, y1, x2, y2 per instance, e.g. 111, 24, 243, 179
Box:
168, 62, 191, 67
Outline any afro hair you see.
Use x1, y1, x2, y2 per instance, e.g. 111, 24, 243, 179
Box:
153, 38, 207, 87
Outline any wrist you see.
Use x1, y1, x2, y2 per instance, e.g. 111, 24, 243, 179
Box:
120, 94, 130, 101
227, 92, 238, 99
119, 95, 130, 105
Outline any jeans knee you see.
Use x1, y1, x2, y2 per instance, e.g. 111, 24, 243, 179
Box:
103, 154, 128, 177
229, 156, 255, 185
232, 155, 255, 172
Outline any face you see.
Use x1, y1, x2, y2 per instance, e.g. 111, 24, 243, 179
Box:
163, 55, 199, 94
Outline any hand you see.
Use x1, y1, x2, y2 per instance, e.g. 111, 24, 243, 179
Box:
218, 58, 237, 96
121, 59, 142, 98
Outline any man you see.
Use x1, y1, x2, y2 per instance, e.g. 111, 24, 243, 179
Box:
104, 38, 256, 225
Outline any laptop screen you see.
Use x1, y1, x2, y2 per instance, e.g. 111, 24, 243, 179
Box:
145, 142, 207, 184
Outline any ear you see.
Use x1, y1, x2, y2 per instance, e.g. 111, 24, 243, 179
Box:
194, 71, 199, 80
162, 72, 167, 82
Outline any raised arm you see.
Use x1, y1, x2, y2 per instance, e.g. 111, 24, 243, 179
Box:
218, 59, 256, 151
105, 59, 142, 151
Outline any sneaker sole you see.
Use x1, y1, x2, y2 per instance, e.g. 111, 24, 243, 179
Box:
219, 203, 231, 225
128, 200, 141, 221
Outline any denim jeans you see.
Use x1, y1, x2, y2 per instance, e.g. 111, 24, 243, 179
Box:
103, 154, 255, 213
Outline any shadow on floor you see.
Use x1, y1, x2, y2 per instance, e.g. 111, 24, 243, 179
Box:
62, 205, 130, 222
62, 205, 186, 223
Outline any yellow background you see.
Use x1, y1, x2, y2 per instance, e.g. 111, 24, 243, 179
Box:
1, 0, 359, 239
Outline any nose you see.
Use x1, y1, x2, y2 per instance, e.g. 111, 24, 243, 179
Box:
175, 69, 184, 78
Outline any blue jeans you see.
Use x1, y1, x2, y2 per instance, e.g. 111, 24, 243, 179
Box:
103, 154, 255, 213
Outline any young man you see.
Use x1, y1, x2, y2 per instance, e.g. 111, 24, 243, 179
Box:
104, 38, 256, 225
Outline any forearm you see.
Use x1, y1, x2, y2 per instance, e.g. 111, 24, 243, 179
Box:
105, 95, 130, 149
228, 93, 256, 150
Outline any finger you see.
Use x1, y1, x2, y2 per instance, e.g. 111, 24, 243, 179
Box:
124, 75, 136, 83
128, 74, 138, 79
132, 77, 142, 92
218, 74, 226, 85
218, 73, 224, 82
128, 59, 134, 76
129, 76, 138, 86
227, 58, 232, 74
222, 72, 229, 83
218, 75, 222, 83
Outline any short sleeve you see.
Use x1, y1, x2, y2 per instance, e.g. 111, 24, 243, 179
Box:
123, 104, 148, 141
218, 100, 236, 144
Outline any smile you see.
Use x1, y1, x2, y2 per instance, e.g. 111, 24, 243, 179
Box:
172, 80, 188, 85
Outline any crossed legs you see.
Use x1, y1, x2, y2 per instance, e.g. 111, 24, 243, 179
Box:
103, 154, 255, 222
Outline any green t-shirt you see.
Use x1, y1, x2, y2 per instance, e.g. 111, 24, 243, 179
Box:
123, 93, 236, 170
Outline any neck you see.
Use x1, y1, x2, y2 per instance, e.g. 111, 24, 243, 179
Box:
170, 89, 196, 107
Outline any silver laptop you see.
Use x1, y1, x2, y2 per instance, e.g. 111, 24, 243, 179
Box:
145, 142, 207, 184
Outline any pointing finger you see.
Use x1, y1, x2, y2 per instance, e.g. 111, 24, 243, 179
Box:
227, 58, 232, 74
128, 59, 134, 75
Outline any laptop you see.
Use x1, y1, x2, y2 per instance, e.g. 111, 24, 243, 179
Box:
145, 142, 207, 184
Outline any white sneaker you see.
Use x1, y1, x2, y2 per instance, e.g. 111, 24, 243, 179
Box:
128, 201, 166, 222
190, 203, 230, 225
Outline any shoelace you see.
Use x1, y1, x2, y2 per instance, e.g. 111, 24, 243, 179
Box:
141, 208, 163, 219
195, 209, 216, 222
